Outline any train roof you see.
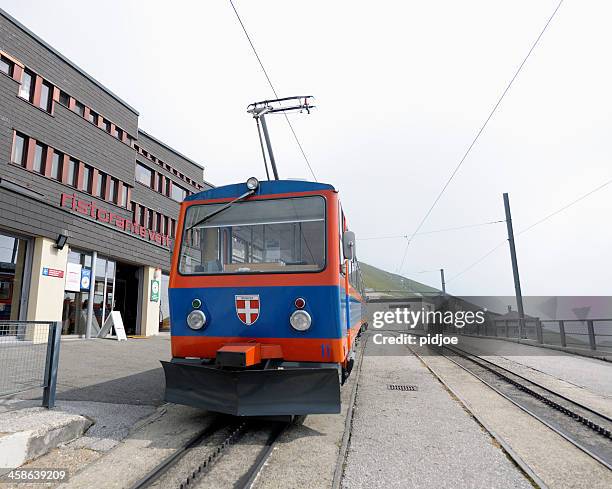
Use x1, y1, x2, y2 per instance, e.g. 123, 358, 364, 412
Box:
184, 179, 336, 201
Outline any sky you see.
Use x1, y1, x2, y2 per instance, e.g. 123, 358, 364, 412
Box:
3, 1, 611, 296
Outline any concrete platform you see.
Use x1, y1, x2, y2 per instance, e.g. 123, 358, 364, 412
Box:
341, 332, 533, 489
0, 407, 92, 469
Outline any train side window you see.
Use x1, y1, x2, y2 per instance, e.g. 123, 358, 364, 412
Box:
339, 203, 345, 273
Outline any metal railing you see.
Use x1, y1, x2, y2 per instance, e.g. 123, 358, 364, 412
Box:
449, 318, 612, 353
0, 321, 61, 408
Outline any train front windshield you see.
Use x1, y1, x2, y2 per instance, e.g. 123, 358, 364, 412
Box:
178, 196, 326, 274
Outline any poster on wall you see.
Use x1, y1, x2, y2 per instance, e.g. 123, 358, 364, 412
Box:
65, 262, 82, 292
80, 268, 91, 291
150, 280, 160, 302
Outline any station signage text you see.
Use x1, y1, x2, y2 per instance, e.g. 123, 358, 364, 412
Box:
60, 193, 172, 248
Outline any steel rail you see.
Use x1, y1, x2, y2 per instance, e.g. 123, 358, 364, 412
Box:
129, 417, 247, 489
447, 344, 612, 424
438, 345, 612, 471
235, 422, 289, 489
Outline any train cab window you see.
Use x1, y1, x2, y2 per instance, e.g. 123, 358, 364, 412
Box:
179, 196, 326, 274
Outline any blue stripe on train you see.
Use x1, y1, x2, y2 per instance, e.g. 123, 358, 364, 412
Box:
169, 285, 361, 339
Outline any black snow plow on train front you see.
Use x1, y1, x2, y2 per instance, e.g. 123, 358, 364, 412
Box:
161, 359, 341, 416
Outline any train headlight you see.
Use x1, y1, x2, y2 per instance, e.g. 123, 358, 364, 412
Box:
246, 177, 259, 191
290, 310, 311, 332
187, 310, 207, 330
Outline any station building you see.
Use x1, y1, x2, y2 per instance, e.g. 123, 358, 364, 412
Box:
0, 9, 212, 338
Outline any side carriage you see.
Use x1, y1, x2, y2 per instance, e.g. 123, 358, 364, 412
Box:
163, 178, 367, 416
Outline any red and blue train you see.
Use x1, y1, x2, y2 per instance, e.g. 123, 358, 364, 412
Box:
163, 177, 367, 416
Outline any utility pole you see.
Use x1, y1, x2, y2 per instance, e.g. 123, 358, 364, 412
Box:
503, 193, 526, 341
440, 268, 446, 295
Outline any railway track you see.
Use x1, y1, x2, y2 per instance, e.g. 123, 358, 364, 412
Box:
420, 342, 612, 471
130, 332, 367, 489
130, 416, 289, 489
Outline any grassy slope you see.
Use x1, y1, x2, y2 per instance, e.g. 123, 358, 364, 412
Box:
359, 261, 440, 296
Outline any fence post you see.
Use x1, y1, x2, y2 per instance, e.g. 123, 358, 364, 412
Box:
42, 322, 61, 409
558, 320, 566, 347
536, 320, 543, 344
586, 320, 596, 351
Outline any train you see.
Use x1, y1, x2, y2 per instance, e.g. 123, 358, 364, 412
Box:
162, 177, 367, 416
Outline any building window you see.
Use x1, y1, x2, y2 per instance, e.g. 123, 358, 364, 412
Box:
157, 175, 163, 193
18, 69, 34, 102
39, 81, 53, 112
51, 151, 63, 180
96, 172, 106, 198
0, 55, 14, 77
156, 213, 162, 233
171, 183, 187, 202
165, 178, 170, 196
120, 185, 128, 207
170, 219, 176, 238
33, 142, 46, 174
81, 165, 92, 193
73, 101, 85, 117
102, 119, 111, 132
135, 162, 153, 187
59, 90, 70, 107
139, 207, 145, 226
67, 158, 78, 187
88, 110, 98, 125
11, 133, 27, 166
148, 210, 154, 230
108, 177, 117, 203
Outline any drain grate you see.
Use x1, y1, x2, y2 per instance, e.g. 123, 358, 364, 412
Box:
388, 384, 418, 391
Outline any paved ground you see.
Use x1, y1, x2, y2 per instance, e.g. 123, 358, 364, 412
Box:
341, 332, 533, 489
0, 335, 171, 484
418, 348, 612, 489
6, 335, 171, 407
4, 328, 610, 488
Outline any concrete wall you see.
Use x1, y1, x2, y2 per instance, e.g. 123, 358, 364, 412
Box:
27, 237, 67, 322
25, 236, 67, 342
140, 266, 160, 336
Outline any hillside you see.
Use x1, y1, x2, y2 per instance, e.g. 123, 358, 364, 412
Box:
359, 261, 440, 297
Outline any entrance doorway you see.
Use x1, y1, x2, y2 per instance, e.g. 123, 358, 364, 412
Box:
0, 232, 30, 331
114, 262, 140, 335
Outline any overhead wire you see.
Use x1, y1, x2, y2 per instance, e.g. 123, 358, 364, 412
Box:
228, 0, 317, 181
397, 0, 565, 274
447, 176, 612, 283
359, 219, 505, 241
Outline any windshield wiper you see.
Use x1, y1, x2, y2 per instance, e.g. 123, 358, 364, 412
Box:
186, 189, 255, 231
